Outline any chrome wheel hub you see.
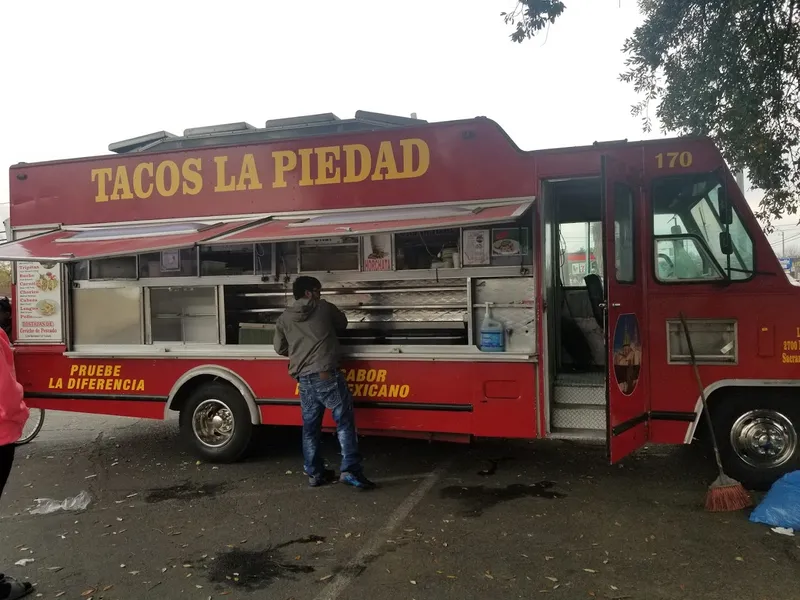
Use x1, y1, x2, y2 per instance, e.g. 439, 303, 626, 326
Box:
730, 409, 797, 469
192, 399, 235, 448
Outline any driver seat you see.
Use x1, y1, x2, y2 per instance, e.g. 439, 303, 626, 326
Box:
584, 274, 605, 331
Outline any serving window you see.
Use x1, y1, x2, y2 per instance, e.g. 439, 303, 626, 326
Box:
148, 287, 218, 344
299, 237, 360, 272
139, 248, 198, 278
12, 199, 537, 351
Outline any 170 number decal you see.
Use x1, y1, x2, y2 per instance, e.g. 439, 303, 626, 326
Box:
655, 151, 693, 169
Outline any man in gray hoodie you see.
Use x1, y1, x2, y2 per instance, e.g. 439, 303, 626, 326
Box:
274, 276, 375, 489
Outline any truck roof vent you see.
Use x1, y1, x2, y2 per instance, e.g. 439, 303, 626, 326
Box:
109, 131, 177, 154
183, 122, 256, 137
264, 113, 341, 129
355, 110, 427, 126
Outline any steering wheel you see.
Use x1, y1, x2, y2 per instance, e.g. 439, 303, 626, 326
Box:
658, 253, 675, 278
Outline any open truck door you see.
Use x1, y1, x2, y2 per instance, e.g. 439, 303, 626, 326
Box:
601, 155, 649, 462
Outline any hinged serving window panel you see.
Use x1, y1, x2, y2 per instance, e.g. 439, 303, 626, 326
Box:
667, 319, 737, 364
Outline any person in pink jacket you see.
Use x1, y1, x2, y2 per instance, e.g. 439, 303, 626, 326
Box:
0, 329, 34, 599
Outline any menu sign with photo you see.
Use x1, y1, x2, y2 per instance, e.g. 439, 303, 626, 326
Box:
491, 227, 530, 257
16, 261, 63, 342
462, 229, 490, 266
363, 234, 393, 272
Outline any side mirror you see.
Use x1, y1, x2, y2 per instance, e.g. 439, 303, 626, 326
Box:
719, 231, 733, 255
718, 187, 733, 225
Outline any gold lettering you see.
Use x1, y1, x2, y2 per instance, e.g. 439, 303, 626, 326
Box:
235, 154, 262, 191
133, 163, 154, 199
69, 365, 79, 376
68, 378, 76, 390
110, 167, 134, 201
314, 146, 341, 185
155, 160, 180, 197
96, 379, 105, 391
342, 144, 371, 183
113, 379, 123, 391
356, 369, 367, 383
78, 365, 87, 377
182, 158, 203, 195
366, 369, 377, 383
272, 151, 297, 189
123, 380, 132, 391
371, 141, 400, 181
113, 365, 121, 377
398, 138, 430, 179
399, 384, 410, 398
91, 168, 113, 202
376, 370, 387, 383
214, 156, 236, 192
136, 380, 145, 392
367, 384, 378, 397
346, 369, 356, 383
377, 384, 387, 397
89, 378, 96, 390
389, 384, 400, 398
298, 148, 314, 186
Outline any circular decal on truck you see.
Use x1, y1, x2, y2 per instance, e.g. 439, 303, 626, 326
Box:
612, 313, 642, 396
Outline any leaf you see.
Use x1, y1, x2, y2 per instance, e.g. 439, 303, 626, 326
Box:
584, 568, 597, 573
319, 574, 334, 581
546, 576, 558, 582
81, 590, 95, 597
410, 580, 417, 585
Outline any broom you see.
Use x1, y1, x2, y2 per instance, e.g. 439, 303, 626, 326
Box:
678, 312, 752, 512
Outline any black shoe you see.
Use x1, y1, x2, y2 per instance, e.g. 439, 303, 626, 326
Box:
308, 468, 337, 487
340, 471, 376, 490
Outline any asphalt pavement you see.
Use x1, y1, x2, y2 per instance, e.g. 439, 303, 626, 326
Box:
0, 411, 797, 600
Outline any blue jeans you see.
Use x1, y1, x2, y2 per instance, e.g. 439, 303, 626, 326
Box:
298, 370, 362, 477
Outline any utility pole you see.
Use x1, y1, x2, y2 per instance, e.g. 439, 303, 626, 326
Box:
782, 231, 786, 256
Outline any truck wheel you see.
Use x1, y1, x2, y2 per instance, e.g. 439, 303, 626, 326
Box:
179, 382, 254, 463
713, 391, 800, 490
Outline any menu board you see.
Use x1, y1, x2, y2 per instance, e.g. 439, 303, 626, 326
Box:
15, 261, 64, 342
463, 229, 490, 266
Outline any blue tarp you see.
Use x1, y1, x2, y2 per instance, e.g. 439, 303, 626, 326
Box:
750, 471, 800, 529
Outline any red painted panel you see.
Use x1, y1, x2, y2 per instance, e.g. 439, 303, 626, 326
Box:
13, 350, 538, 440
10, 119, 534, 227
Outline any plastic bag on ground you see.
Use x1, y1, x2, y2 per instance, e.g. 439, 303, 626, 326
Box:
750, 471, 800, 529
29, 490, 92, 515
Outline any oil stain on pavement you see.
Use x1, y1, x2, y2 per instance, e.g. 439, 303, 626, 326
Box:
145, 481, 229, 503
207, 535, 325, 591
440, 481, 565, 516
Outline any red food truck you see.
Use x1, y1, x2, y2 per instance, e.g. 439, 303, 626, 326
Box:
3, 110, 798, 488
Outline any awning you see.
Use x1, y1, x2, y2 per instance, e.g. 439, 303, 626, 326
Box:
205, 199, 534, 245
0, 220, 260, 262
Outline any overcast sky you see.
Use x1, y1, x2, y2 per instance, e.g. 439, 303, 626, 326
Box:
1, 0, 796, 253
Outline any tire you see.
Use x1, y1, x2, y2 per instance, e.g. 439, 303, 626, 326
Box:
179, 382, 254, 463
712, 390, 800, 491
16, 408, 45, 445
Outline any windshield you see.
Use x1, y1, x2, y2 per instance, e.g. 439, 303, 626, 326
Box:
653, 174, 754, 281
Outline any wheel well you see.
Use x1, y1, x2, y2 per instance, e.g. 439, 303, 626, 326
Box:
168, 373, 260, 424
696, 385, 796, 441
